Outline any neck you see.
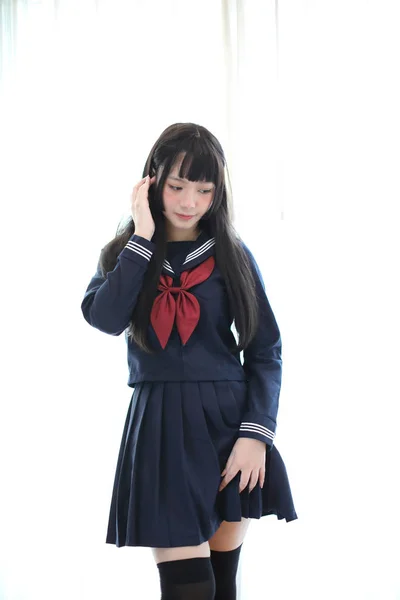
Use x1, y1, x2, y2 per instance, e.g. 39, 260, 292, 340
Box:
166, 226, 202, 242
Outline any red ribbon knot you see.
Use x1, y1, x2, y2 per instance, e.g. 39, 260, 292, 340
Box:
150, 255, 215, 349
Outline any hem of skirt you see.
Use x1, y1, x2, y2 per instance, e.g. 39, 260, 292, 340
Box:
105, 511, 298, 548
105, 520, 224, 549
261, 509, 298, 523
105, 534, 215, 549
222, 509, 298, 523
219, 506, 298, 524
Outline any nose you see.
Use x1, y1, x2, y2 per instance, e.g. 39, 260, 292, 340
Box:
179, 190, 196, 209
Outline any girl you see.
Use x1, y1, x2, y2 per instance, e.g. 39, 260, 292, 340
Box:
81, 123, 297, 599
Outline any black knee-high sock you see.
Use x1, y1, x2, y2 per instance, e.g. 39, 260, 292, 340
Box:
210, 543, 243, 600
157, 556, 216, 600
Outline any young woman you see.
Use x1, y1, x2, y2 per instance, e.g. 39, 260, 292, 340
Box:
81, 123, 298, 599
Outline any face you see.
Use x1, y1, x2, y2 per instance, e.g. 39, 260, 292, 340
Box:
161, 159, 215, 240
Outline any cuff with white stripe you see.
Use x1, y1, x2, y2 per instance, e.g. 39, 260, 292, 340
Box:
238, 414, 276, 448
119, 233, 155, 266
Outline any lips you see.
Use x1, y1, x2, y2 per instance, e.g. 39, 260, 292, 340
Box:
176, 213, 195, 219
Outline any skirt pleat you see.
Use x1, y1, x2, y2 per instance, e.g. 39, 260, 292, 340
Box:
106, 380, 298, 548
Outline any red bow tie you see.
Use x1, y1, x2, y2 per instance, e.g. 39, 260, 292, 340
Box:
150, 255, 215, 349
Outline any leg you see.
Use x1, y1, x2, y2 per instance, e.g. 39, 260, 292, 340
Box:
152, 541, 210, 565
208, 518, 251, 600
208, 517, 250, 552
152, 542, 215, 600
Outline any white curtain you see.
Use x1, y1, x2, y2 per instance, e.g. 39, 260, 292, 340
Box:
1, 1, 399, 599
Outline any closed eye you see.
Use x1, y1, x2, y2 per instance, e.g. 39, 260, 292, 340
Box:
169, 185, 213, 194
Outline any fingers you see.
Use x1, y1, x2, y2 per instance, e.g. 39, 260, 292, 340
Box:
247, 470, 259, 494
239, 470, 252, 493
259, 467, 266, 489
133, 177, 146, 191
219, 464, 237, 492
131, 175, 157, 204
133, 175, 156, 191
219, 441, 267, 494
219, 468, 265, 493
219, 467, 251, 493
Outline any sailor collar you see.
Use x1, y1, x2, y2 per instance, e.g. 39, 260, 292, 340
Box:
162, 230, 216, 277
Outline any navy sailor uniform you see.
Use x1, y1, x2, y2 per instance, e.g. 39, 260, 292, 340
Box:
81, 229, 298, 548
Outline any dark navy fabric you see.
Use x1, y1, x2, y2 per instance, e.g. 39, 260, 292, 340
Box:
81, 231, 298, 548
81, 230, 282, 449
105, 381, 297, 548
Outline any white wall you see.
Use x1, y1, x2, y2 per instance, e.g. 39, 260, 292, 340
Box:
0, 1, 399, 599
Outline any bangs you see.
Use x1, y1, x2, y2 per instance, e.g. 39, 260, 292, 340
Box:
175, 143, 220, 185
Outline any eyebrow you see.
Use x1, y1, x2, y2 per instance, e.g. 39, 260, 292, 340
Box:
168, 176, 214, 185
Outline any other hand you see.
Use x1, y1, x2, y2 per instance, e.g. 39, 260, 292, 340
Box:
219, 437, 266, 493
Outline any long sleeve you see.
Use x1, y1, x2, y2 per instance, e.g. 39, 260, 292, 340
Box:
81, 233, 155, 336
237, 243, 282, 451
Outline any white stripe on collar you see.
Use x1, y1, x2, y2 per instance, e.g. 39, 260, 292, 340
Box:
162, 260, 175, 274
161, 235, 215, 276
182, 238, 216, 265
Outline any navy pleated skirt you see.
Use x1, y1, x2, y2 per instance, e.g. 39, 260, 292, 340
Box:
105, 380, 298, 548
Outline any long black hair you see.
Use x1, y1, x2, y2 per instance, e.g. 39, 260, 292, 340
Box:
99, 122, 260, 354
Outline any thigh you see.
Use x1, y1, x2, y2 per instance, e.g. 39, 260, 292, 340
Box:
152, 541, 211, 565
208, 517, 251, 551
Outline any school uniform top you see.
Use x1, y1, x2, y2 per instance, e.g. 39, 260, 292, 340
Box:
81, 229, 283, 451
